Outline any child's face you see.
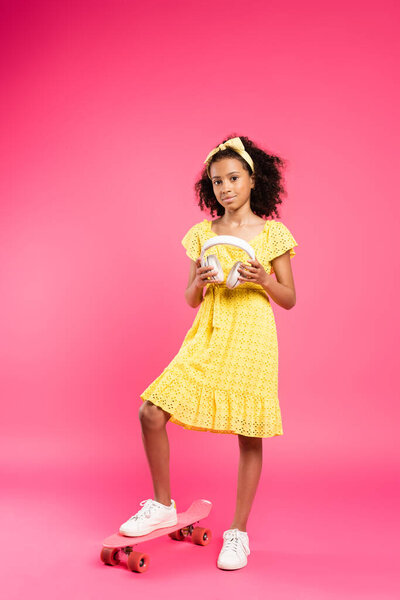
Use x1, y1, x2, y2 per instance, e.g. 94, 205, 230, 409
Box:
209, 157, 255, 211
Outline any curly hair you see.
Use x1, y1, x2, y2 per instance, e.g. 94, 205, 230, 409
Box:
194, 133, 287, 219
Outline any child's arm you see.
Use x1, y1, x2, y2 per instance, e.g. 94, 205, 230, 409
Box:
261, 252, 296, 310
184, 258, 217, 308
185, 260, 204, 307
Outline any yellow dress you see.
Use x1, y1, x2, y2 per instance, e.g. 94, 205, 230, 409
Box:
140, 218, 298, 438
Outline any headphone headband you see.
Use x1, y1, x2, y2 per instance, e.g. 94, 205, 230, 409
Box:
200, 235, 256, 261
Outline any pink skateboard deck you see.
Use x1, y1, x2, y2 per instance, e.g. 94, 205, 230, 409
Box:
101, 498, 212, 573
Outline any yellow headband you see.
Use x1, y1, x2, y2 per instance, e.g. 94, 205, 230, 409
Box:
204, 136, 255, 178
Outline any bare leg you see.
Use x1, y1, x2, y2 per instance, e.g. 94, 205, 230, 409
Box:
139, 400, 172, 507
229, 435, 263, 531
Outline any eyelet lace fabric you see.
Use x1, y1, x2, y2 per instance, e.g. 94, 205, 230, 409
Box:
140, 219, 298, 438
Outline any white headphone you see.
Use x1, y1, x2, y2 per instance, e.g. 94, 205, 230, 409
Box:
200, 235, 256, 289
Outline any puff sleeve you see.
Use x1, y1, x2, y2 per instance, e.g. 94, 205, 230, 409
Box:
181, 223, 202, 261
268, 221, 298, 273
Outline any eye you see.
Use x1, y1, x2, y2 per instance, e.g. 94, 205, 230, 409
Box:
213, 176, 238, 185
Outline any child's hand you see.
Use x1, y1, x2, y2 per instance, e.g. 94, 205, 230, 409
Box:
237, 257, 271, 287
195, 257, 218, 289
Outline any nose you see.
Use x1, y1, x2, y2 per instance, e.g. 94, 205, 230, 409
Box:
221, 180, 232, 194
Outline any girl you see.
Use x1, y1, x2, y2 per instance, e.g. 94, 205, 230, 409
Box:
119, 135, 298, 570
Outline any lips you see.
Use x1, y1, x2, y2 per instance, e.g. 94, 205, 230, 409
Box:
223, 196, 236, 202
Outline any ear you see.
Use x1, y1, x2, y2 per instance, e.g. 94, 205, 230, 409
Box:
250, 172, 255, 188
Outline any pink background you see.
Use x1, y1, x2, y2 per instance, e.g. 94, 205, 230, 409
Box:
1, 0, 399, 598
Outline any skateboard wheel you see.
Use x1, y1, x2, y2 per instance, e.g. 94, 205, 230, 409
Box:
127, 550, 150, 573
192, 527, 212, 546
169, 529, 185, 541
100, 547, 120, 566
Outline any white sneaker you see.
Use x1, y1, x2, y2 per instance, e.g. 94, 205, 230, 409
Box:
119, 498, 178, 537
217, 528, 250, 570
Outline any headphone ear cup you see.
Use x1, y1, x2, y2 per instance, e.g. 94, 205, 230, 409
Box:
203, 254, 224, 283
226, 261, 242, 289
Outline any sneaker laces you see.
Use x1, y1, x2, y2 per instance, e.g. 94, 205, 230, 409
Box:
128, 499, 159, 522
222, 529, 243, 553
